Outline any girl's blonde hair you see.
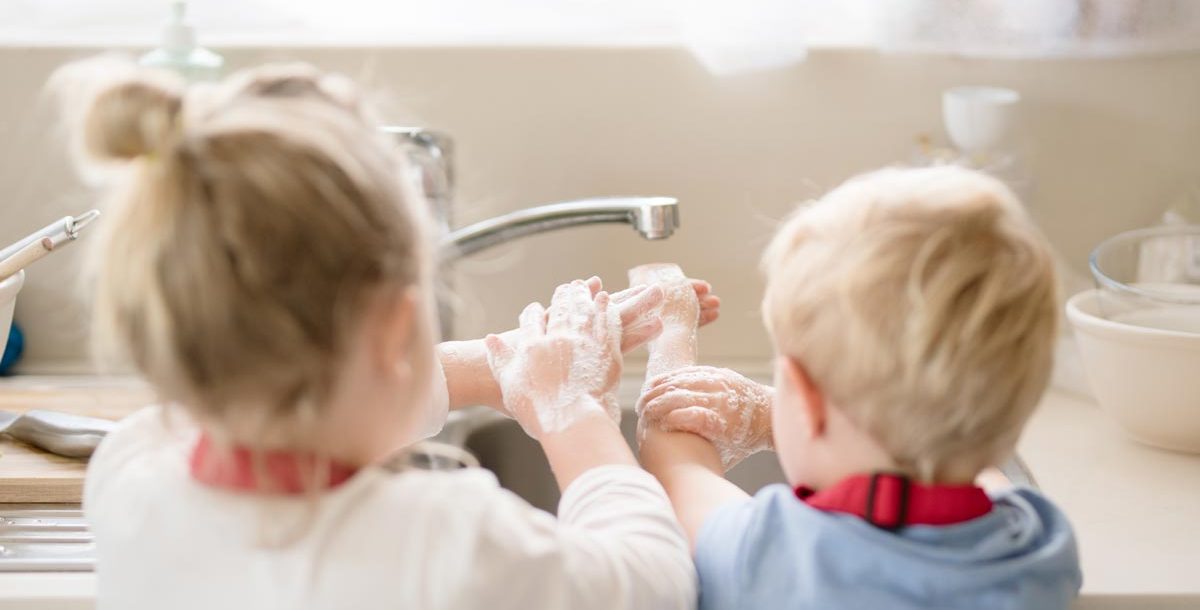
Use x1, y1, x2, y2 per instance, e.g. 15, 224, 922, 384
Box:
53, 57, 435, 441
761, 166, 1059, 481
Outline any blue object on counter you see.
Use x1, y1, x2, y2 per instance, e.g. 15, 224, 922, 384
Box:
1, 322, 25, 375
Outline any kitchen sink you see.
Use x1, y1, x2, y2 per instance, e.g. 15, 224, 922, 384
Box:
457, 372, 1037, 513
456, 374, 788, 514
0, 505, 92, 572
463, 409, 1036, 514
464, 409, 785, 514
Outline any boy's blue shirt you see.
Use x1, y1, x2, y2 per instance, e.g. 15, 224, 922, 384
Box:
695, 484, 1082, 610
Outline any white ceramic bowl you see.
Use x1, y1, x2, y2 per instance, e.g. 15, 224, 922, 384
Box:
0, 270, 24, 356
1067, 289, 1200, 452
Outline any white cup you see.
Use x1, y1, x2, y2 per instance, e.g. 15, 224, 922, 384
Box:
942, 86, 1020, 154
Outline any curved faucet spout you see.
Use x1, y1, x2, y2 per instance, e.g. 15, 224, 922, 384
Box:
440, 196, 679, 263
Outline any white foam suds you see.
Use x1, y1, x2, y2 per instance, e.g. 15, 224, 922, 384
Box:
642, 366, 773, 468
488, 285, 624, 437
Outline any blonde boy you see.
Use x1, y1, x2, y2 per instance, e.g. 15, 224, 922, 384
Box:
639, 166, 1082, 609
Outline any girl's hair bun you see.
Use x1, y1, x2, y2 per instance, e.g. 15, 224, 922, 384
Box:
50, 56, 185, 162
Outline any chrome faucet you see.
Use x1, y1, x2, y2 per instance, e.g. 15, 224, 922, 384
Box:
439, 196, 679, 263
388, 127, 680, 262
389, 127, 681, 338
384, 126, 454, 236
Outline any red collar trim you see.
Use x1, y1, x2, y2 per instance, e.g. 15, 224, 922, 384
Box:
795, 472, 992, 530
189, 433, 359, 494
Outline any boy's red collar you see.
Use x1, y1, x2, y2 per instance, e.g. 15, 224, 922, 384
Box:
795, 472, 992, 530
190, 433, 359, 494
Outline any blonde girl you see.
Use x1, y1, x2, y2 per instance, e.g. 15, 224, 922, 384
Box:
58, 58, 717, 610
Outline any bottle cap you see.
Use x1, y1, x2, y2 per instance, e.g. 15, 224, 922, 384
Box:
161, 1, 196, 53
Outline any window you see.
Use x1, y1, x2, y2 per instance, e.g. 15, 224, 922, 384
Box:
3, 0, 1197, 60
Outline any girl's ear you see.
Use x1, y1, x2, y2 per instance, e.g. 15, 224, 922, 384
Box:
374, 286, 420, 377
781, 356, 826, 439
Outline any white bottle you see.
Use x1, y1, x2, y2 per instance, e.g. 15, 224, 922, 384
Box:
139, 1, 224, 82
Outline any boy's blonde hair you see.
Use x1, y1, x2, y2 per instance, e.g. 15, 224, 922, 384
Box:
761, 166, 1058, 481
53, 58, 434, 441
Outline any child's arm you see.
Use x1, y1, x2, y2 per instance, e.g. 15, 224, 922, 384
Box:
438, 277, 718, 412
482, 279, 632, 483
463, 441, 695, 610
635, 366, 774, 545
436, 338, 506, 410
477, 280, 695, 609
626, 264, 752, 545
639, 429, 750, 545
539, 411, 636, 489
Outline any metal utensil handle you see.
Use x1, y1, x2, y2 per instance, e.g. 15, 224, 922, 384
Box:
0, 209, 100, 262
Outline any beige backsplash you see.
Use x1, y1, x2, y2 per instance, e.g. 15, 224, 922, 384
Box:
2, 46, 1199, 371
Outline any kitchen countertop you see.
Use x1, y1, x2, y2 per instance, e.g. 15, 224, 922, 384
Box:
2, 377, 1199, 609
0, 376, 153, 503
1017, 390, 1200, 608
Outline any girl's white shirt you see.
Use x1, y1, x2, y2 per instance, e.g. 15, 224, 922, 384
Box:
83, 386, 696, 609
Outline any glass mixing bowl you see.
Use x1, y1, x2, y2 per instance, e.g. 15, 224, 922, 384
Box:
1090, 225, 1200, 330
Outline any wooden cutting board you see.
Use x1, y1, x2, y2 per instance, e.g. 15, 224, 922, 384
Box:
0, 376, 152, 503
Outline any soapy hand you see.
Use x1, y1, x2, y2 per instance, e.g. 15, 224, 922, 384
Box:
485, 280, 623, 439
637, 366, 774, 469
581, 276, 720, 354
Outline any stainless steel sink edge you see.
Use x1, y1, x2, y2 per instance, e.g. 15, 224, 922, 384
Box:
0, 505, 94, 572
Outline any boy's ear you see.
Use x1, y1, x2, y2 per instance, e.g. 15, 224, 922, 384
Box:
781, 357, 826, 438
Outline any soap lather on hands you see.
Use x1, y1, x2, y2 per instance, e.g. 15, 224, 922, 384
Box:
485, 280, 624, 438
638, 366, 774, 469
486, 275, 721, 437
628, 264, 772, 470
593, 275, 720, 353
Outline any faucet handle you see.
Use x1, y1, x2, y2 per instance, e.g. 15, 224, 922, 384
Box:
382, 126, 454, 232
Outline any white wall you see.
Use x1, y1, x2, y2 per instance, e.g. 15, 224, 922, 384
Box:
2, 46, 1199, 371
